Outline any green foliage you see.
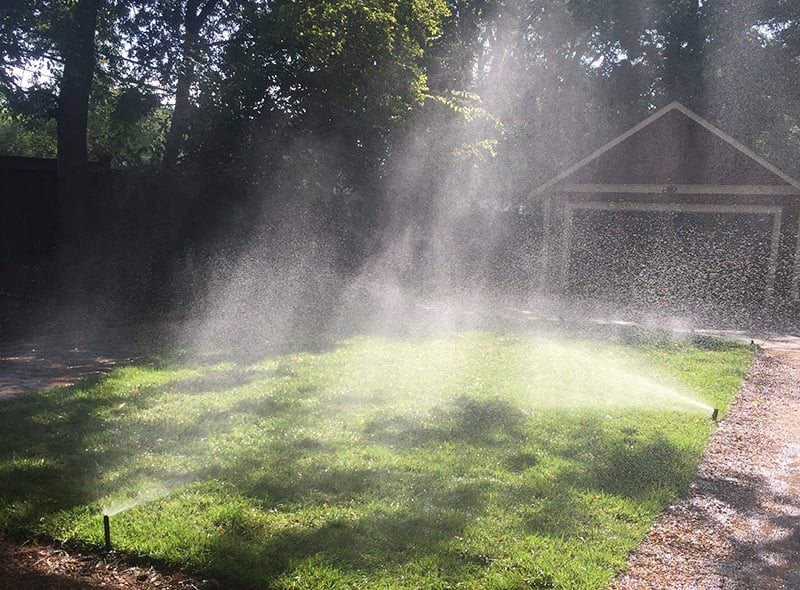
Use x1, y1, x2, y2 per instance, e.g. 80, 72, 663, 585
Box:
4, 0, 799, 191
0, 101, 57, 157
0, 79, 166, 165
283, 0, 448, 114
426, 90, 503, 158
0, 331, 752, 589
188, 0, 449, 173
87, 81, 169, 167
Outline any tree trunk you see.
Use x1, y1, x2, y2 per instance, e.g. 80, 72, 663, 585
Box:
162, 46, 196, 170
57, 0, 100, 240
163, 0, 219, 170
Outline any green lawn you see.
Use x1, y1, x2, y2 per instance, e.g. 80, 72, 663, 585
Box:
0, 328, 752, 589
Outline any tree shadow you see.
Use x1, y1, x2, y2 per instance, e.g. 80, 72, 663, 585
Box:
155, 367, 266, 396
589, 436, 697, 498
0, 356, 307, 526
0, 383, 129, 521
200, 471, 495, 588
689, 471, 800, 588
362, 395, 529, 448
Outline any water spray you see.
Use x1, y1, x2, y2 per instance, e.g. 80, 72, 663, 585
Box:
103, 514, 112, 551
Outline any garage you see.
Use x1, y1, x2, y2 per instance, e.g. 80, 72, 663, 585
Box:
533, 102, 800, 312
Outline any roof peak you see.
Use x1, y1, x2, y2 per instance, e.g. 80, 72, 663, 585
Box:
532, 102, 800, 195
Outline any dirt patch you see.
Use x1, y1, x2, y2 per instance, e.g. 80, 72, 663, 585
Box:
0, 539, 212, 590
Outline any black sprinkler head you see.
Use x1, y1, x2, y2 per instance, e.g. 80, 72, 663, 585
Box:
103, 514, 112, 551
711, 408, 719, 421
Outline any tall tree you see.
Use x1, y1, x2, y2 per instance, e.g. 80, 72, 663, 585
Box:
162, 0, 224, 170
0, 0, 102, 226
57, 0, 101, 227
186, 0, 449, 181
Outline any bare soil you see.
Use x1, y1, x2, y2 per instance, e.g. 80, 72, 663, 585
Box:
1, 335, 799, 589
0, 540, 212, 590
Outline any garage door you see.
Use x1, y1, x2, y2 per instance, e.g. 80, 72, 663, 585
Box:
564, 205, 779, 309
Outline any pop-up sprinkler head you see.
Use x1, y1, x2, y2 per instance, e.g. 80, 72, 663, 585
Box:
711, 408, 719, 422
103, 514, 112, 551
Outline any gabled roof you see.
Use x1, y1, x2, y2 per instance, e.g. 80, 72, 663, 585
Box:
532, 101, 800, 195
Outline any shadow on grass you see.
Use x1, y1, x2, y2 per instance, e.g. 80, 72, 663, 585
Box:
0, 357, 323, 531
0, 380, 125, 525
156, 368, 264, 396
363, 400, 698, 501
201, 475, 496, 587
0, 359, 710, 588
363, 396, 528, 448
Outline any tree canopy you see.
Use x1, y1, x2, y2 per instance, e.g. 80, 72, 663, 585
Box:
1, 0, 798, 211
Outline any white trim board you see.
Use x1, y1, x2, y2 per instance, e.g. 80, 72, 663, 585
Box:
559, 202, 783, 299
532, 102, 800, 196
557, 183, 800, 196
794, 209, 800, 301
564, 202, 781, 215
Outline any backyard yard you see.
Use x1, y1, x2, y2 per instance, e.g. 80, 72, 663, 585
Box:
0, 327, 753, 589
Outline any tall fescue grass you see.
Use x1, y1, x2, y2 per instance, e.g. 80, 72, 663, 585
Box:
0, 328, 752, 589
